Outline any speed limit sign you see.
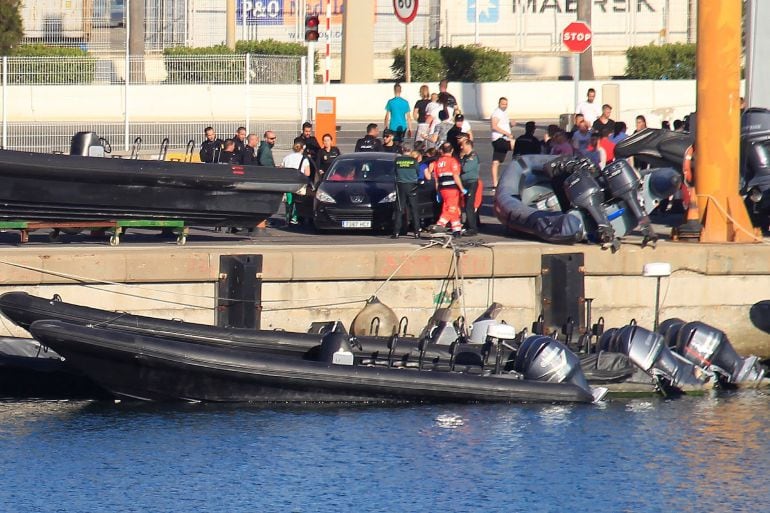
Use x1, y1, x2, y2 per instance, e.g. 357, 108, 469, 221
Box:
393, 0, 419, 24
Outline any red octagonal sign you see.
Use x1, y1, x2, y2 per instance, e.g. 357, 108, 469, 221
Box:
562, 21, 592, 53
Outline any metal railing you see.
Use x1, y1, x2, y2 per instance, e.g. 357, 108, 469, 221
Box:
3, 54, 302, 86
2, 121, 301, 154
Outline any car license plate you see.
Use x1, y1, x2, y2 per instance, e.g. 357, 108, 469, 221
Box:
342, 220, 371, 228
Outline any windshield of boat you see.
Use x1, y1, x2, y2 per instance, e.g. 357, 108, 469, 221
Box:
325, 157, 395, 182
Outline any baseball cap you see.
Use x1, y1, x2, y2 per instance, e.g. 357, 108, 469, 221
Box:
455, 114, 464, 121
383, 129, 394, 137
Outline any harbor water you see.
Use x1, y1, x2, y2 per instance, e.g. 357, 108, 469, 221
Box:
1, 392, 769, 513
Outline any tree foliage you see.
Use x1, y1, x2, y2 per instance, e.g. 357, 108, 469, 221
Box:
0, 0, 24, 55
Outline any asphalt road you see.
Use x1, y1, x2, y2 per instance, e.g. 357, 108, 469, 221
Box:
0, 119, 679, 248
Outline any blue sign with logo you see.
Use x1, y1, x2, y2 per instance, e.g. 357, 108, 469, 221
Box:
237, 0, 284, 26
466, 0, 499, 23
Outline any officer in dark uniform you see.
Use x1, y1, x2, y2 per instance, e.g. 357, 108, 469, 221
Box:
240, 134, 259, 165
355, 123, 383, 152
199, 126, 223, 163
232, 126, 247, 154
392, 146, 421, 239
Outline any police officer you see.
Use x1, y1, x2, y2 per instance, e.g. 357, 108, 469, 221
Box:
199, 126, 223, 163
392, 146, 421, 239
355, 123, 384, 152
459, 138, 480, 236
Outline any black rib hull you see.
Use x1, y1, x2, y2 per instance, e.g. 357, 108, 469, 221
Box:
0, 149, 305, 226
29, 320, 595, 404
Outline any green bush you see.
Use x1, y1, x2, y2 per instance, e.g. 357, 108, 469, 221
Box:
9, 44, 95, 84
625, 43, 696, 79
392, 45, 510, 82
0, 0, 23, 54
163, 41, 308, 84
391, 47, 445, 82
163, 44, 243, 83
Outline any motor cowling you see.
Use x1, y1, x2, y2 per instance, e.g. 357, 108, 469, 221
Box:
601, 160, 655, 242
604, 324, 708, 389
70, 131, 105, 157
513, 335, 591, 392
563, 166, 614, 243
669, 321, 765, 385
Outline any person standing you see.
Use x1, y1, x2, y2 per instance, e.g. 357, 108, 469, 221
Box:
199, 126, 223, 163
381, 129, 401, 153
446, 114, 473, 156
316, 133, 341, 180
256, 131, 276, 167
438, 79, 460, 118
385, 83, 412, 143
299, 122, 321, 179
591, 104, 615, 135
240, 133, 259, 165
233, 126, 247, 154
576, 88, 601, 124
490, 97, 514, 189
459, 138, 480, 236
392, 146, 421, 239
513, 121, 542, 156
430, 143, 466, 237
355, 123, 383, 152
281, 138, 311, 225
412, 84, 431, 143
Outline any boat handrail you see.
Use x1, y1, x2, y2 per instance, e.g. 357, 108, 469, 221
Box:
158, 138, 169, 161
130, 137, 142, 160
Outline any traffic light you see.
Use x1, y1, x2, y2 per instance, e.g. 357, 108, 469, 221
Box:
304, 14, 320, 42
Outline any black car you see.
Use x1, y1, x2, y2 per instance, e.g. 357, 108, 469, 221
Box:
295, 152, 437, 231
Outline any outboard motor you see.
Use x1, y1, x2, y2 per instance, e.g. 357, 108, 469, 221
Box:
513, 335, 607, 402
318, 332, 355, 366
562, 166, 615, 244
70, 131, 105, 157
600, 324, 708, 390
601, 160, 656, 245
664, 320, 765, 385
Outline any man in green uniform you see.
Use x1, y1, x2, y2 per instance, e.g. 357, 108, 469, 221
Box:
460, 138, 480, 236
392, 146, 421, 239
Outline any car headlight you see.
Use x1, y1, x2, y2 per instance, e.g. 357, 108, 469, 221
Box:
379, 191, 397, 203
316, 189, 336, 203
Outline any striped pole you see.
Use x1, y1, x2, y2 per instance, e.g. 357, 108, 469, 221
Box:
324, 0, 331, 91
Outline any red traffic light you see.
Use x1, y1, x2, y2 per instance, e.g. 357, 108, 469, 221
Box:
305, 14, 320, 42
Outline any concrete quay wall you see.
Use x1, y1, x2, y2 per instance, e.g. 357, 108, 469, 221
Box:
0, 241, 769, 358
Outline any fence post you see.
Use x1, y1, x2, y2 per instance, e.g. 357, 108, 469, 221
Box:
124, 0, 131, 152
245, 53, 251, 134
300, 56, 307, 124
2, 56, 7, 149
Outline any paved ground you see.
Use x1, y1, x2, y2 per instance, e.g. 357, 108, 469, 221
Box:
0, 119, 683, 248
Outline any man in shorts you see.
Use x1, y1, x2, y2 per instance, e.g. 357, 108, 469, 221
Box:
490, 97, 514, 189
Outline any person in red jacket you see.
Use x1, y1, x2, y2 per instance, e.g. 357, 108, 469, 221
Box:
428, 143, 466, 237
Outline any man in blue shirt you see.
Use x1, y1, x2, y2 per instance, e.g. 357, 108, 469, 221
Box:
385, 83, 412, 143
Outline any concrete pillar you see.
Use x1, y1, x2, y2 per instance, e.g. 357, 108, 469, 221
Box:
226, 0, 236, 51
341, 1, 375, 84
695, 0, 755, 242
746, 0, 770, 109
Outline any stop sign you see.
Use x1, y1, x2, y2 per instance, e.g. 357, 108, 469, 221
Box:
562, 21, 592, 53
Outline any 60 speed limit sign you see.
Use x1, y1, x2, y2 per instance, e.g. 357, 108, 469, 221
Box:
393, 0, 419, 24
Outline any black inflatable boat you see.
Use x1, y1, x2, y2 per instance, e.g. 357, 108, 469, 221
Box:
0, 336, 106, 398
0, 146, 305, 227
27, 320, 600, 404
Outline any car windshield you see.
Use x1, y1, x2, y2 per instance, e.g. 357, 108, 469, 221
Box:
326, 157, 395, 182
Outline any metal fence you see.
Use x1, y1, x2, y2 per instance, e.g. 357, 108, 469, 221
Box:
15, 0, 696, 80
2, 121, 302, 154
4, 54, 301, 85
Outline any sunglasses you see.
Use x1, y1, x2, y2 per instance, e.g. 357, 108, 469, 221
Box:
267, 137, 276, 140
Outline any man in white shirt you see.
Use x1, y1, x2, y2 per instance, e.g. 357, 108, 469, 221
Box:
576, 88, 601, 124
490, 97, 514, 189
